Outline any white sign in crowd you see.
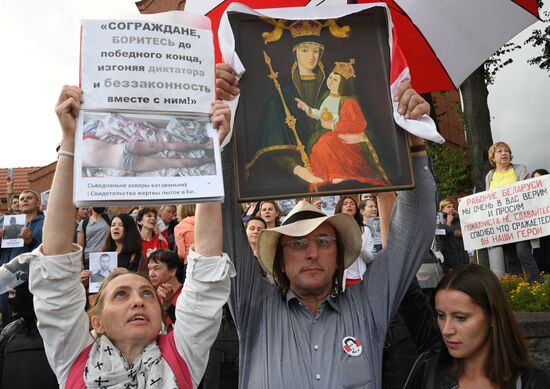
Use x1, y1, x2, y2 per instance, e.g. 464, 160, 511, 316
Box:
459, 175, 550, 251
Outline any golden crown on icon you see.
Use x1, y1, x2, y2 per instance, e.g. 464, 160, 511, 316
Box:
261, 18, 350, 44
333, 59, 356, 80
289, 20, 323, 38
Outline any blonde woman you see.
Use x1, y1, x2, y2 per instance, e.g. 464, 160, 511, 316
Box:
485, 142, 539, 282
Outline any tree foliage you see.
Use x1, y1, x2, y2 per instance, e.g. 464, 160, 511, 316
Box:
484, 1, 549, 83
525, 0, 550, 72
427, 143, 473, 199
485, 43, 522, 85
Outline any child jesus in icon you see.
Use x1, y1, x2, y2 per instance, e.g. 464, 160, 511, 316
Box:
295, 59, 389, 186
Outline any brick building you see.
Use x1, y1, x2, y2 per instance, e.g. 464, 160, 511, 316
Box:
431, 90, 466, 148
0, 163, 56, 214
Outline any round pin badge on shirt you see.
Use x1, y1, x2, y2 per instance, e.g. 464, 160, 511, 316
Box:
342, 336, 362, 356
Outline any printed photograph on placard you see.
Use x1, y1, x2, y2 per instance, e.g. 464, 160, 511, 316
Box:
1, 214, 25, 248
89, 251, 118, 293
320, 195, 338, 215
229, 8, 413, 201
277, 198, 297, 217
78, 112, 216, 178
40, 190, 51, 211
368, 216, 382, 252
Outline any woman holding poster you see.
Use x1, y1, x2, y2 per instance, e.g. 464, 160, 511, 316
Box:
485, 141, 540, 282
23, 86, 234, 389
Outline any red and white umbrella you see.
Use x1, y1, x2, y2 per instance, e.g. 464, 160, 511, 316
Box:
186, 0, 540, 93
379, 0, 539, 92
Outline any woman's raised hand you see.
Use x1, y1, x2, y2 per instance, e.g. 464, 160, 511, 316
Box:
55, 85, 82, 138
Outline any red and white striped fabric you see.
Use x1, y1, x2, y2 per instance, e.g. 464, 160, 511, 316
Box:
187, 0, 539, 94
202, 1, 444, 142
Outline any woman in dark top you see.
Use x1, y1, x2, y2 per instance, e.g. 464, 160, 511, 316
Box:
101, 213, 145, 273
404, 264, 549, 389
438, 199, 469, 272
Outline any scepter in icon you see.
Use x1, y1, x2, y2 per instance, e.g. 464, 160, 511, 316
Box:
262, 50, 318, 192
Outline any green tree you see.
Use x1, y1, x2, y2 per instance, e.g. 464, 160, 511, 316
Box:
459, 65, 493, 193
525, 0, 550, 72
428, 143, 473, 199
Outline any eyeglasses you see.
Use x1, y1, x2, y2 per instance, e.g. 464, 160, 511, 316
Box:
281, 236, 337, 250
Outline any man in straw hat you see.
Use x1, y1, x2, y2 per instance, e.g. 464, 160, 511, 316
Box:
213, 28, 434, 384
226, 135, 435, 388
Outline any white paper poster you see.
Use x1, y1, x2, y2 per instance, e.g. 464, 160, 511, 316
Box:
75, 12, 223, 206
81, 18, 214, 113
459, 175, 550, 251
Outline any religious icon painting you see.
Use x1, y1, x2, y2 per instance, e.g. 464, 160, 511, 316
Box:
224, 5, 414, 201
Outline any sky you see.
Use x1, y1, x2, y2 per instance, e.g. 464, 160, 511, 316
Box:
0, 0, 549, 173
487, 13, 550, 173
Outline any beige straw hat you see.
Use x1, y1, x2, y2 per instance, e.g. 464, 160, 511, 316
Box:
256, 200, 362, 277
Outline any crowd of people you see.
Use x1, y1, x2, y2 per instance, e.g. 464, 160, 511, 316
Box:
0, 14, 548, 389
0, 84, 547, 389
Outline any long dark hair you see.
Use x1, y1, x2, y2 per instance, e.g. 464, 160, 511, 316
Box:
335, 196, 363, 228
436, 264, 532, 389
102, 213, 142, 255
531, 168, 549, 177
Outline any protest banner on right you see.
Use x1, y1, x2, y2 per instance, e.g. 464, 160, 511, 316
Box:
459, 175, 550, 251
